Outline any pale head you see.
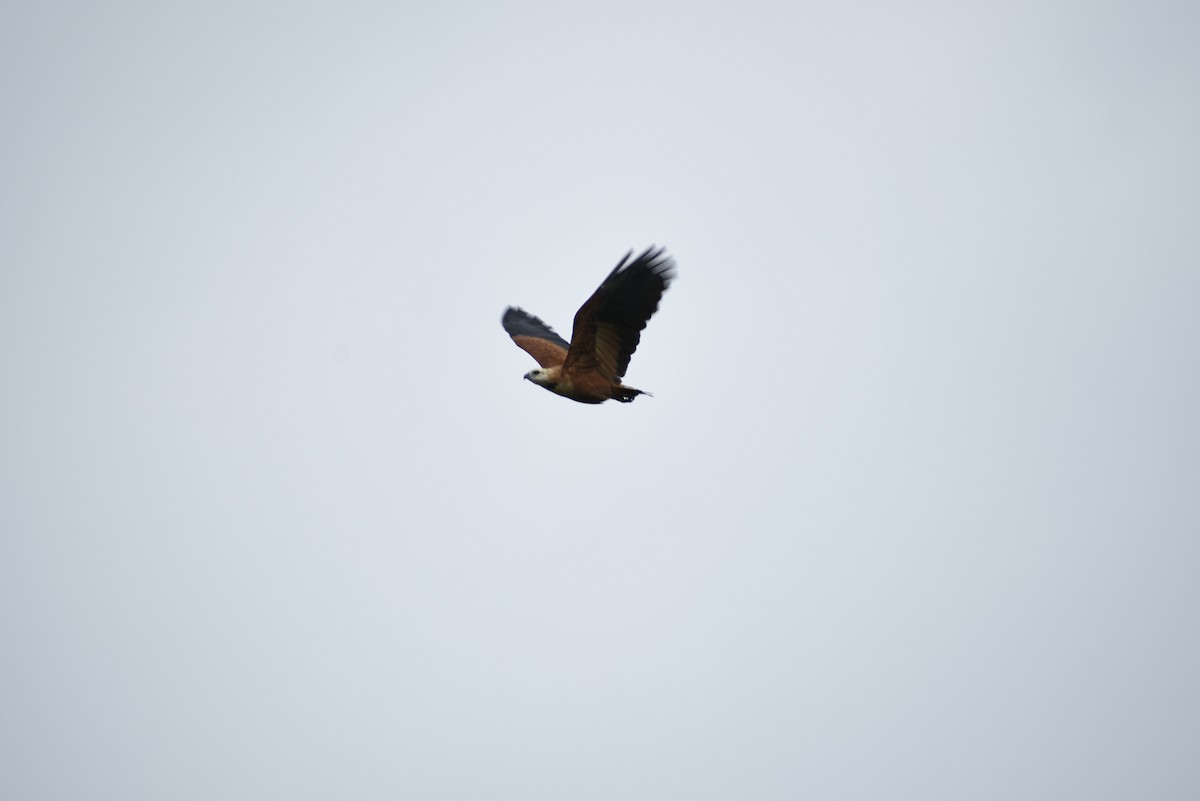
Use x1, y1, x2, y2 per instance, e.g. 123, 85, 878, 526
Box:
524, 368, 556, 388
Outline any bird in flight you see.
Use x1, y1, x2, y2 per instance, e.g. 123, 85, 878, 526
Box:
502, 246, 676, 404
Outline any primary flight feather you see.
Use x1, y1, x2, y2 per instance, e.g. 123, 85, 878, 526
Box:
502, 246, 676, 404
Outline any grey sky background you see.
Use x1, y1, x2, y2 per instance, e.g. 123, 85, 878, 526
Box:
2, 1, 1198, 799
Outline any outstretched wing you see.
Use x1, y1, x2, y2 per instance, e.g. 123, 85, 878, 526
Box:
502, 307, 570, 367
562, 246, 675, 382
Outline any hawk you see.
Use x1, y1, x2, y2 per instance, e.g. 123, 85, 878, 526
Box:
502, 246, 676, 404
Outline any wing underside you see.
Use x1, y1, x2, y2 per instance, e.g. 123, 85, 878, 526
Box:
502, 307, 570, 367
563, 246, 675, 381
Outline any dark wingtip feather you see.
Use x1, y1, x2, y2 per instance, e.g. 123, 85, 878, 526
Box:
604, 245, 677, 288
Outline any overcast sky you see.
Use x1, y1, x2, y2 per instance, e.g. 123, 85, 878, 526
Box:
2, 1, 1198, 799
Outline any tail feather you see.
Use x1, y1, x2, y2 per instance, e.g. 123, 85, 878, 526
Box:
612, 385, 651, 403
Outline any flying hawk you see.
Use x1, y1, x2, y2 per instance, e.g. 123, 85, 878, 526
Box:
502, 246, 676, 404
